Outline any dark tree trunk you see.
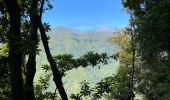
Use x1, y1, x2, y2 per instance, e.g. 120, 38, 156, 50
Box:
4, 0, 24, 100
39, 21, 68, 100
24, 0, 39, 100
38, 1, 68, 99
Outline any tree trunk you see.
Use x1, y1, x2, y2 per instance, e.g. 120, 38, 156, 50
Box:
36, 0, 68, 99
38, 1, 68, 98
4, 0, 24, 100
38, 19, 68, 100
24, 0, 39, 100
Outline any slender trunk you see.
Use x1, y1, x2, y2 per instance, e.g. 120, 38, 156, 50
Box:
38, 19, 68, 100
129, 14, 135, 100
38, 2, 68, 99
4, 0, 24, 99
25, 53, 36, 100
24, 0, 39, 99
37, 1, 68, 99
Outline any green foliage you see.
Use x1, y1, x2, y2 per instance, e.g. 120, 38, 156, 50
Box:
34, 70, 60, 100
52, 51, 109, 76
73, 30, 138, 100
36, 51, 110, 99
43, 22, 51, 32
123, 0, 170, 99
0, 56, 11, 100
0, 44, 8, 56
80, 81, 91, 97
94, 76, 114, 95
0, 45, 11, 99
91, 93, 101, 100
70, 93, 82, 100
105, 30, 133, 99
0, 0, 8, 43
71, 75, 115, 100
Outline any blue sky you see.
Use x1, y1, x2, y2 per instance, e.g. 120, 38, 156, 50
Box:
42, 0, 130, 30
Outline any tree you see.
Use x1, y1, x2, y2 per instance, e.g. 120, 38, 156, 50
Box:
24, 0, 39, 99
1, 0, 56, 99
4, 0, 24, 99
37, 0, 68, 99
122, 0, 170, 99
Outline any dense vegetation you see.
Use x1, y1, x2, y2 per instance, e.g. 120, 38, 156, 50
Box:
0, 0, 170, 100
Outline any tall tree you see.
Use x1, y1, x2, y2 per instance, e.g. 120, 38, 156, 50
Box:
90, 30, 136, 100
123, 0, 170, 99
108, 30, 137, 100
38, 0, 68, 99
4, 0, 24, 99
24, 0, 39, 99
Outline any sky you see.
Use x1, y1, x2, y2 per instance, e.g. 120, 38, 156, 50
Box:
42, 0, 130, 30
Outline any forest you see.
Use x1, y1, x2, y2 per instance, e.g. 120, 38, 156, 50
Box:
0, 0, 170, 100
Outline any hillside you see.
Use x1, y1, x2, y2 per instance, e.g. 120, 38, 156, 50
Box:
35, 26, 119, 97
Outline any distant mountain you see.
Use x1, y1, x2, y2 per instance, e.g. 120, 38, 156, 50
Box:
35, 26, 119, 98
